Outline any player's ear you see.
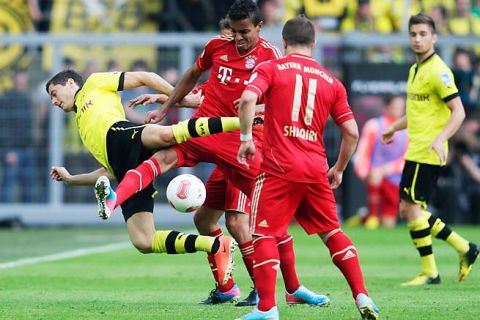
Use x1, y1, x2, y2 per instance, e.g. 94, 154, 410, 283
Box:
256, 20, 264, 31
432, 33, 437, 45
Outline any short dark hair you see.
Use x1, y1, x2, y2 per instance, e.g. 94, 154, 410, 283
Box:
282, 15, 315, 46
227, 0, 263, 25
45, 70, 84, 93
408, 13, 436, 33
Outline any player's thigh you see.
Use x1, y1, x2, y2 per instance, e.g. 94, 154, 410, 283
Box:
251, 173, 302, 237
203, 167, 228, 211
141, 124, 175, 149
296, 180, 340, 235
126, 211, 156, 252
381, 179, 400, 217
399, 160, 442, 208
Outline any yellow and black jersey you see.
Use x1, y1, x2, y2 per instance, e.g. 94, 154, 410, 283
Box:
74, 72, 126, 172
405, 53, 459, 165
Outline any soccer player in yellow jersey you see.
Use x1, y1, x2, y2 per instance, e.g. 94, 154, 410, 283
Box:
382, 13, 479, 286
46, 69, 240, 285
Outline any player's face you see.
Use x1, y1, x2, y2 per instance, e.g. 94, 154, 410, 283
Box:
229, 18, 263, 55
408, 23, 437, 56
48, 79, 77, 112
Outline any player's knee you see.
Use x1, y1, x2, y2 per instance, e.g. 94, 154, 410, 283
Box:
131, 238, 153, 254
225, 213, 249, 240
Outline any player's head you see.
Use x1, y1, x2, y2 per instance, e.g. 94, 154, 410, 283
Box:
227, 0, 263, 54
282, 15, 315, 50
46, 70, 84, 113
408, 14, 437, 56
219, 17, 232, 36
384, 94, 405, 119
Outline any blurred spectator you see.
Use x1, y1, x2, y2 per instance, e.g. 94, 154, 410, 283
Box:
429, 5, 449, 34
341, 0, 395, 33
302, 0, 348, 32
452, 48, 476, 114
0, 70, 35, 203
258, 0, 284, 28
349, 95, 407, 229
448, 0, 480, 35
43, 0, 160, 71
471, 58, 480, 110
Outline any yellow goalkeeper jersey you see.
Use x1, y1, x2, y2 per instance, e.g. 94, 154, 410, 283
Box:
74, 72, 126, 173
405, 53, 459, 165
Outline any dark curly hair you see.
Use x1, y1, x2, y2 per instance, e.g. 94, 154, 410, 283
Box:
227, 0, 263, 26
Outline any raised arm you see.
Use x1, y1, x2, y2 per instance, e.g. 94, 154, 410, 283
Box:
144, 64, 203, 123
123, 71, 174, 95
50, 166, 116, 186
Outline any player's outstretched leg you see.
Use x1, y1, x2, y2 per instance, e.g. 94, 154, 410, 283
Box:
171, 117, 239, 144
356, 293, 379, 320
423, 211, 479, 282
95, 176, 117, 220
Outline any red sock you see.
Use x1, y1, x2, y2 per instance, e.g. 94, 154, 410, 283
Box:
253, 236, 279, 311
277, 234, 300, 293
367, 184, 380, 218
115, 157, 161, 208
324, 230, 368, 298
206, 229, 235, 291
239, 240, 255, 283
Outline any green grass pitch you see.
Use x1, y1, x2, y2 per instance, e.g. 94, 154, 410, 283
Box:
1, 225, 479, 319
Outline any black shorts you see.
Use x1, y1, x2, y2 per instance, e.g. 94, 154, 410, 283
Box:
106, 121, 155, 221
399, 160, 442, 209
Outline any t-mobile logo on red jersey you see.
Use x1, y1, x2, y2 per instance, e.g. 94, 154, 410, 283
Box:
218, 66, 233, 85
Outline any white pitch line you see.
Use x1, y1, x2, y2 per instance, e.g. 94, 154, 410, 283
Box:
0, 241, 131, 270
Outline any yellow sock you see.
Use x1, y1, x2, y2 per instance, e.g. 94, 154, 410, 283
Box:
408, 216, 438, 276
422, 210, 470, 254
171, 117, 240, 143
151, 230, 218, 254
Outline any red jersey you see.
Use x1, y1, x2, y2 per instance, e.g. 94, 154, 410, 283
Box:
194, 35, 282, 117
246, 53, 354, 183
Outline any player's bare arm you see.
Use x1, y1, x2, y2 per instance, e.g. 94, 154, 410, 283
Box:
123, 71, 174, 95
146, 64, 203, 123
237, 90, 258, 169
50, 166, 115, 186
381, 115, 407, 144
127, 91, 202, 109
429, 97, 465, 165
329, 119, 359, 189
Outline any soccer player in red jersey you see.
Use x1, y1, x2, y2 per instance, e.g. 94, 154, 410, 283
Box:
236, 15, 379, 320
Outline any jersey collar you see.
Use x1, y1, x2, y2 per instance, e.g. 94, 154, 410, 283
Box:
73, 87, 81, 113
418, 52, 436, 65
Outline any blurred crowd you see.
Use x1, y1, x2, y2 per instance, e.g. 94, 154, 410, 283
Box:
0, 0, 479, 224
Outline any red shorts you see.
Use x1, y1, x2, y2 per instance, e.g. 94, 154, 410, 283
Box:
174, 130, 263, 196
251, 173, 340, 237
203, 167, 251, 214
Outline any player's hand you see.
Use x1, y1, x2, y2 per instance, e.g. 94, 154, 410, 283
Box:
145, 108, 168, 124
429, 138, 447, 165
237, 140, 256, 169
50, 166, 72, 184
381, 127, 395, 144
127, 94, 167, 108
327, 165, 344, 189
180, 90, 203, 108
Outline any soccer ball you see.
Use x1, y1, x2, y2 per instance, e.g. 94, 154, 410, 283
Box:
166, 174, 206, 213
